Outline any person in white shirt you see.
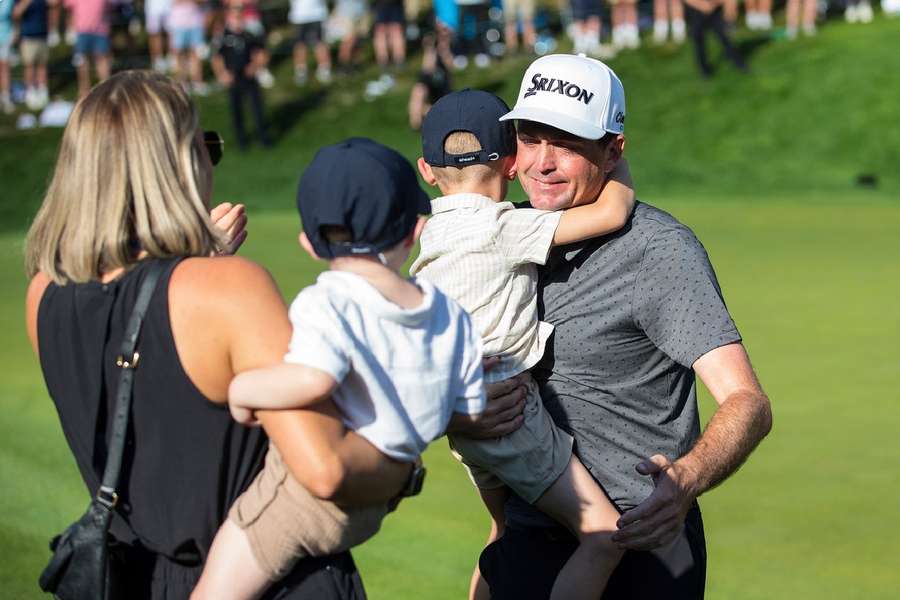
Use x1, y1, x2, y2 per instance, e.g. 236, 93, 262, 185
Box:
411, 88, 635, 600
192, 138, 486, 600
288, 0, 332, 84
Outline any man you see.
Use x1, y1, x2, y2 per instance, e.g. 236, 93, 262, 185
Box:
450, 54, 772, 598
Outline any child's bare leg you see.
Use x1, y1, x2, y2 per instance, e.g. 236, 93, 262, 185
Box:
469, 486, 508, 600
191, 519, 270, 600
534, 455, 624, 600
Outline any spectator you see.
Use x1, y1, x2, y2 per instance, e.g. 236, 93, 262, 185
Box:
168, 0, 208, 94
503, 0, 536, 54
844, 0, 874, 23
683, 0, 747, 76
744, 0, 772, 30
289, 0, 332, 85
230, 0, 275, 88
408, 31, 452, 129
46, 0, 61, 45
610, 0, 640, 50
65, 0, 111, 98
15, 0, 54, 110
785, 0, 816, 37
570, 0, 609, 58
454, 0, 491, 68
145, 0, 172, 72
0, 0, 13, 113
328, 0, 366, 70
212, 3, 271, 149
653, 0, 686, 44
372, 0, 407, 83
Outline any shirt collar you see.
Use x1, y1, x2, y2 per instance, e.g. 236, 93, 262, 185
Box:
431, 193, 498, 214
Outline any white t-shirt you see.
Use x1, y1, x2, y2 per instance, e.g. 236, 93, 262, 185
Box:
284, 271, 485, 463
289, 0, 328, 24
410, 193, 561, 383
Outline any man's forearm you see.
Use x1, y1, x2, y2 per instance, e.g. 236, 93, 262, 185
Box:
679, 389, 772, 497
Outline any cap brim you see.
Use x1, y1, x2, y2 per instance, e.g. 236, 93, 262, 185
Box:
500, 107, 607, 140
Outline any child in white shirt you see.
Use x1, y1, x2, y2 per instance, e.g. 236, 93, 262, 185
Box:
193, 138, 485, 599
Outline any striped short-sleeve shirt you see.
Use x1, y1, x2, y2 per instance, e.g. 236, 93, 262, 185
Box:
410, 193, 562, 383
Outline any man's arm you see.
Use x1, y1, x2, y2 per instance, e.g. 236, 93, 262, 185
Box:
552, 159, 635, 246
612, 342, 772, 550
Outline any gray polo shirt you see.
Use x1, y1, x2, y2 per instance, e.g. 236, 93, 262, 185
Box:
506, 201, 741, 525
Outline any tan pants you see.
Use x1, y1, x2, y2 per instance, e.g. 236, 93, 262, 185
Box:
229, 445, 387, 579
449, 376, 573, 504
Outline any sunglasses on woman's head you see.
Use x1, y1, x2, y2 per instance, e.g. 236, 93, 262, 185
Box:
203, 131, 224, 166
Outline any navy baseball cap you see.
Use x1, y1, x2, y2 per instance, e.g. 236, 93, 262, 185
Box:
421, 89, 517, 167
297, 137, 432, 259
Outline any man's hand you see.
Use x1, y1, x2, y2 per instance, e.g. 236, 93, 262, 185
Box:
448, 373, 528, 439
210, 202, 248, 254
611, 454, 699, 550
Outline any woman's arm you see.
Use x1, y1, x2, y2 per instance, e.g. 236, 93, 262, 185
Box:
553, 158, 635, 246
25, 272, 52, 355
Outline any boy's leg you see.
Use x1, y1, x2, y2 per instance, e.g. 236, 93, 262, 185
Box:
469, 486, 509, 600
192, 519, 270, 600
228, 82, 248, 149
246, 80, 270, 146
533, 455, 624, 600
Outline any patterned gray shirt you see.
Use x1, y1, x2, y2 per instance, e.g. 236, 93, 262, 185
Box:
506, 201, 742, 524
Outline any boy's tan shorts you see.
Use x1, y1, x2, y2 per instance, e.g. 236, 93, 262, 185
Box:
20, 39, 49, 65
228, 445, 388, 580
503, 0, 536, 23
448, 376, 573, 504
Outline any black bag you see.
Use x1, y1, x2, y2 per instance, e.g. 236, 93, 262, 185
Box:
38, 262, 164, 600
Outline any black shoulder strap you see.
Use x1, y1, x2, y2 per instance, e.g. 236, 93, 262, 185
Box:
95, 261, 165, 510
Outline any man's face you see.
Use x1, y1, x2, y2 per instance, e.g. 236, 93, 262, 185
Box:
516, 120, 622, 211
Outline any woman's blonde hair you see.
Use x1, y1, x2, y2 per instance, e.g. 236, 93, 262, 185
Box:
25, 70, 224, 284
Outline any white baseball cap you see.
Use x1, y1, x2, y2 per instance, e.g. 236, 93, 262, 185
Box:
500, 54, 626, 140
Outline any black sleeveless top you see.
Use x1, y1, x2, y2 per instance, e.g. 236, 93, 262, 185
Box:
37, 258, 268, 564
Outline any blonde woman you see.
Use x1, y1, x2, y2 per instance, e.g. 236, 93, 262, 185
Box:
25, 70, 410, 599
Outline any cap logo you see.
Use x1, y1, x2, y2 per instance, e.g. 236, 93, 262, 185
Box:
615, 112, 625, 124
523, 73, 595, 106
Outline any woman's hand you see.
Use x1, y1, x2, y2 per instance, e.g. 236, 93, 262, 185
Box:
210, 203, 248, 255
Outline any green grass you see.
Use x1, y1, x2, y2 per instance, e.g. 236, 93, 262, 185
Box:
2, 14, 900, 600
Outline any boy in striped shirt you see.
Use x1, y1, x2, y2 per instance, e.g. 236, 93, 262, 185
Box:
411, 89, 634, 600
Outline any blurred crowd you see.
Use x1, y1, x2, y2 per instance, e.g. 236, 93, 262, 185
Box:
1, 0, 898, 123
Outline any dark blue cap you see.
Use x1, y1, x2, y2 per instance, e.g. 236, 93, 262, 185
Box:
297, 137, 432, 259
421, 89, 517, 167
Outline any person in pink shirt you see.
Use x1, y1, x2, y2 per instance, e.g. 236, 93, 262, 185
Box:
65, 0, 111, 97
167, 0, 208, 94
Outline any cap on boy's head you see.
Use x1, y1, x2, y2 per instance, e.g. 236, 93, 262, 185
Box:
297, 137, 431, 259
422, 89, 517, 167
500, 54, 625, 140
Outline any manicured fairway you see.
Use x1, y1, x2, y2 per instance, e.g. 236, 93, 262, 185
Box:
2, 196, 897, 598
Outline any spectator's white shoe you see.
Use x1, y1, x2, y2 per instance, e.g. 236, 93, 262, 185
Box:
884, 0, 900, 14
152, 57, 168, 73
379, 73, 395, 89
590, 42, 617, 60
760, 12, 773, 30
25, 88, 41, 111
672, 19, 686, 43
294, 68, 308, 86
474, 53, 490, 68
625, 25, 640, 49
257, 68, 275, 89
857, 1, 874, 21
65, 29, 76, 45
196, 43, 211, 61
1, 94, 14, 115
653, 20, 668, 44
37, 86, 49, 108
845, 4, 860, 21
192, 82, 209, 96
47, 30, 61, 48
785, 26, 798, 39
802, 23, 817, 36
316, 67, 332, 84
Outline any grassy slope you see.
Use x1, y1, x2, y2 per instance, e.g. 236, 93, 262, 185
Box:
1, 15, 899, 600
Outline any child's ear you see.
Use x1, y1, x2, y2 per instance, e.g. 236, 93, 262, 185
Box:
403, 215, 428, 248
417, 157, 438, 186
298, 231, 322, 261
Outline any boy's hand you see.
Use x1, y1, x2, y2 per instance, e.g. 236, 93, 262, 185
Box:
229, 403, 259, 426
